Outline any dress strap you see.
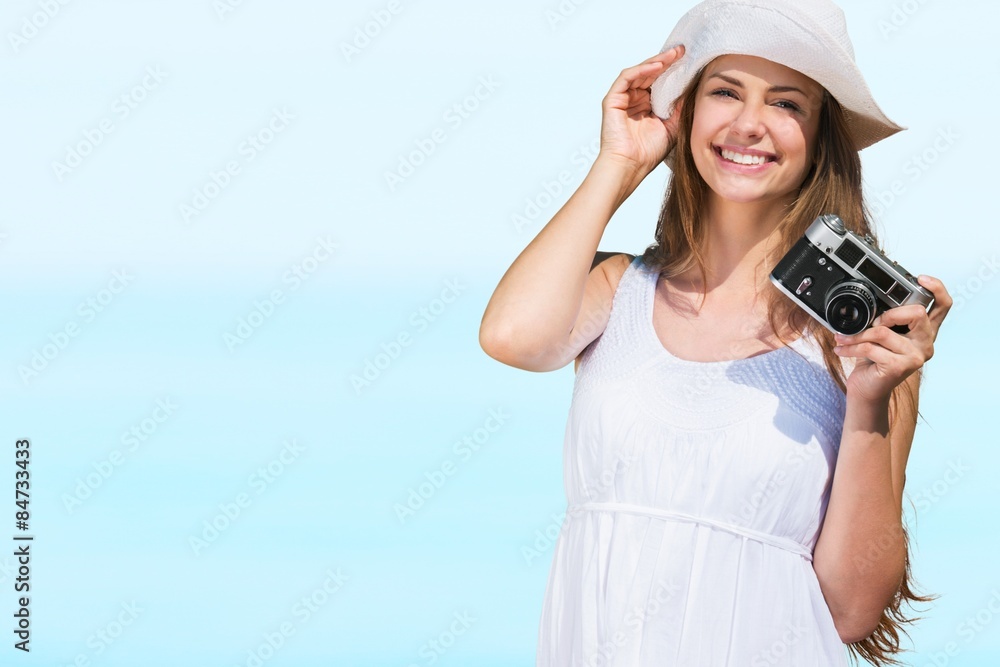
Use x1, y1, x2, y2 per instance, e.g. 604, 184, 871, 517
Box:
567, 501, 813, 561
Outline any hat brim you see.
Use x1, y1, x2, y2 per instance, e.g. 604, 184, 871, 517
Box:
650, 0, 905, 169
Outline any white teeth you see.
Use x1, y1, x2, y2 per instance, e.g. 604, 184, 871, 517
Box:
720, 148, 770, 165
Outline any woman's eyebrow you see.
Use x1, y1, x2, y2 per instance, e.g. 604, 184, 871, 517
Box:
707, 72, 809, 96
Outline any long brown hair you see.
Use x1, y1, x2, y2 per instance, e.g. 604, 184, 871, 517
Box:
638, 61, 936, 666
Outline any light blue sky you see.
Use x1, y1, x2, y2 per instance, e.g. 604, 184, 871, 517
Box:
0, 0, 997, 665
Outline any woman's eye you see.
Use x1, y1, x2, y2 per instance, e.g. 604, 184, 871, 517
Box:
710, 88, 801, 113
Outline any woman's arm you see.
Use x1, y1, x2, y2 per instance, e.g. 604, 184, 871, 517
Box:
811, 371, 919, 644
478, 156, 645, 372
812, 275, 952, 643
479, 48, 685, 371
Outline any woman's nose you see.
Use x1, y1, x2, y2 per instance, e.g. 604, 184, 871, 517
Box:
731, 102, 766, 138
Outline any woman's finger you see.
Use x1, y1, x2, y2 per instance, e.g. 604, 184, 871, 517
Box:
625, 96, 653, 111
834, 340, 901, 368
637, 47, 684, 88
625, 104, 652, 117
607, 46, 684, 97
606, 61, 663, 99
642, 44, 685, 66
835, 322, 913, 357
917, 274, 953, 331
869, 304, 927, 334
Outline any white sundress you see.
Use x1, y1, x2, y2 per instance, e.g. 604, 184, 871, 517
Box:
535, 255, 853, 666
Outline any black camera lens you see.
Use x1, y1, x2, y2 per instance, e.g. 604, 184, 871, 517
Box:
825, 282, 876, 335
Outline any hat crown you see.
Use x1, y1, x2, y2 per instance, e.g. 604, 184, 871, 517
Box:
686, 0, 856, 60
760, 0, 856, 60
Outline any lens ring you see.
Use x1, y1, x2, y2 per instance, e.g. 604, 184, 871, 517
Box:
825, 282, 876, 335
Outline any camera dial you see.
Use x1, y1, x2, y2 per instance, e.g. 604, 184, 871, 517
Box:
825, 281, 877, 335
820, 214, 846, 235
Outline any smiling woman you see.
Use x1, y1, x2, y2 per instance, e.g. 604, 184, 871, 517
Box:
478, 0, 952, 665
691, 55, 823, 185
690, 55, 824, 207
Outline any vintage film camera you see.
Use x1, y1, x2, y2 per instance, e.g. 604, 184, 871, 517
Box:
770, 214, 934, 335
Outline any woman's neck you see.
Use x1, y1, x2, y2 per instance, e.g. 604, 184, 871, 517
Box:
682, 193, 795, 294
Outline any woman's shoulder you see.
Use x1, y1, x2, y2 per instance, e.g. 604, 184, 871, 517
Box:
590, 252, 639, 293
590, 251, 637, 273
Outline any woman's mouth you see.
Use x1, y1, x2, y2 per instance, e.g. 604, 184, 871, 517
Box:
713, 145, 778, 170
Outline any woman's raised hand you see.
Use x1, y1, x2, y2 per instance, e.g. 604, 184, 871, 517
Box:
598, 45, 686, 177
834, 275, 953, 405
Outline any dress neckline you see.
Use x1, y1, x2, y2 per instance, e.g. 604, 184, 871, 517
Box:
642, 262, 808, 367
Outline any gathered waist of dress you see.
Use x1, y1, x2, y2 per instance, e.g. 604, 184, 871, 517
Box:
566, 501, 814, 561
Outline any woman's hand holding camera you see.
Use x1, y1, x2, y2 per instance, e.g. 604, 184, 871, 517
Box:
598, 46, 685, 180
834, 275, 953, 404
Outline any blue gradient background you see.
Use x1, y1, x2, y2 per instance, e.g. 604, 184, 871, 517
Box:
0, 0, 996, 665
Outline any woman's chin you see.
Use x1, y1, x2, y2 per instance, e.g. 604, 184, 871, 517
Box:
706, 187, 774, 205
703, 178, 803, 206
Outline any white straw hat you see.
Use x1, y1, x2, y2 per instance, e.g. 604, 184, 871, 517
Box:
650, 0, 905, 168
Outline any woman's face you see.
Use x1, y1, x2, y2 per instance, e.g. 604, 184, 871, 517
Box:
689, 54, 825, 206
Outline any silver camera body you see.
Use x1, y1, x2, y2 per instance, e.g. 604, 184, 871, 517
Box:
770, 214, 934, 335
